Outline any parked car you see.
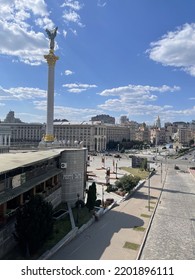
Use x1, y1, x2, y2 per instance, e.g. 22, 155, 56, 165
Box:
114, 154, 121, 158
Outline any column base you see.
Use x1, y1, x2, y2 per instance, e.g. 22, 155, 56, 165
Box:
44, 134, 55, 142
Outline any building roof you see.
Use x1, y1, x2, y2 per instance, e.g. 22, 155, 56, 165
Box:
0, 149, 65, 174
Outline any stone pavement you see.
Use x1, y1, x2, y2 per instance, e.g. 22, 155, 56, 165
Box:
139, 163, 195, 260
86, 155, 165, 259
47, 155, 165, 260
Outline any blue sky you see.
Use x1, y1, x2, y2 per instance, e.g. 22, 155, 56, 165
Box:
0, 0, 195, 125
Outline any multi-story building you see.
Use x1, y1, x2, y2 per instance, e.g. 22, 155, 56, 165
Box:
0, 122, 44, 146
135, 123, 150, 143
0, 147, 87, 257
106, 124, 130, 143
0, 125, 11, 149
91, 114, 115, 124
53, 122, 107, 152
178, 127, 192, 145
1, 112, 195, 149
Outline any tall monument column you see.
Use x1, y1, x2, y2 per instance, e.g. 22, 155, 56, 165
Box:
44, 51, 59, 142
44, 27, 59, 143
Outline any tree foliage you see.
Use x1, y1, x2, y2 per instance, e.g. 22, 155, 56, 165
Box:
86, 182, 97, 211
14, 195, 54, 257
115, 174, 140, 192
140, 158, 148, 171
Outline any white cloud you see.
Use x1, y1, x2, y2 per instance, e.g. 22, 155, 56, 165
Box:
63, 30, 68, 37
61, 0, 85, 30
61, 1, 83, 11
0, 86, 46, 100
0, 0, 54, 65
34, 100, 102, 122
97, 84, 186, 121
63, 83, 97, 93
62, 10, 84, 27
98, 84, 179, 97
65, 69, 74, 75
97, 0, 107, 8
148, 23, 195, 77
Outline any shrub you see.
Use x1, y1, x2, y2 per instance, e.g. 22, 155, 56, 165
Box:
115, 174, 140, 193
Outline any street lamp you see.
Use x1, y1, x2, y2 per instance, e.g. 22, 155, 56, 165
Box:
102, 184, 104, 207
76, 193, 80, 226
116, 163, 118, 179
148, 171, 151, 212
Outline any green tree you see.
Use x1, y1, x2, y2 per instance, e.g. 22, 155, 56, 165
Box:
115, 174, 140, 192
86, 182, 97, 211
14, 195, 53, 257
140, 158, 148, 171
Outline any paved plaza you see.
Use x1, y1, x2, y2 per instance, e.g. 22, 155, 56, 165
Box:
47, 154, 195, 260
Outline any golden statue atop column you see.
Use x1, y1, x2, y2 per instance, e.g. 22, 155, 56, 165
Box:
42, 27, 59, 144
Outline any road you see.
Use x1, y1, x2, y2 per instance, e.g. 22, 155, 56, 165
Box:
140, 163, 195, 259
49, 161, 164, 260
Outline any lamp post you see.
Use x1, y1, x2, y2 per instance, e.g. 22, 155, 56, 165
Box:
76, 193, 80, 226
116, 163, 118, 179
148, 171, 151, 212
102, 184, 104, 207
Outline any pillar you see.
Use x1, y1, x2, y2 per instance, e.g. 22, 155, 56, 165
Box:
44, 50, 59, 142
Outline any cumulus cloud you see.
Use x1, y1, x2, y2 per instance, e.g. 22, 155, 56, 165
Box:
61, 0, 83, 11
0, 0, 55, 65
64, 69, 74, 75
97, 84, 188, 121
99, 84, 180, 97
147, 23, 195, 76
63, 83, 97, 93
34, 100, 102, 121
0, 86, 46, 100
61, 0, 85, 32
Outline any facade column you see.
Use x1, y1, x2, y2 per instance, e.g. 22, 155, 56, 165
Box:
4, 135, 7, 146
44, 50, 59, 142
8, 135, 11, 146
0, 135, 2, 145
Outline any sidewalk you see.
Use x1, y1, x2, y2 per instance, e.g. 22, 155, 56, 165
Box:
99, 168, 165, 259
47, 155, 165, 260
86, 156, 165, 259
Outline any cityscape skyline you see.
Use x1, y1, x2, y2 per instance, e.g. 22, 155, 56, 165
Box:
0, 1, 195, 125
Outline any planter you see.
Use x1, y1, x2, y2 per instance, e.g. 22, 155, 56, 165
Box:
53, 209, 69, 220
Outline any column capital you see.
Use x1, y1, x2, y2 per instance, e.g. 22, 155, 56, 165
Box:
44, 50, 59, 66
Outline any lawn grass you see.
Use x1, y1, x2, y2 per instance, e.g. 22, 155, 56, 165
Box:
3, 205, 92, 260
123, 241, 140, 250
141, 213, 151, 218
120, 167, 149, 180
133, 226, 146, 232
72, 206, 93, 228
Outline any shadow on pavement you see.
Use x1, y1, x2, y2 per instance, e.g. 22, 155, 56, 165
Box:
49, 207, 144, 260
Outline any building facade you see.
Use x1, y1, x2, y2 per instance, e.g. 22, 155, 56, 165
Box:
0, 147, 87, 258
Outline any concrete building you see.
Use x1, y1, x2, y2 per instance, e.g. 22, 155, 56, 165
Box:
178, 127, 192, 145
0, 126, 11, 148
0, 122, 43, 146
53, 122, 107, 152
91, 114, 115, 124
0, 147, 87, 257
106, 124, 130, 143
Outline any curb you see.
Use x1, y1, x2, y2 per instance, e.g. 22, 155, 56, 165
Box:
136, 168, 168, 260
